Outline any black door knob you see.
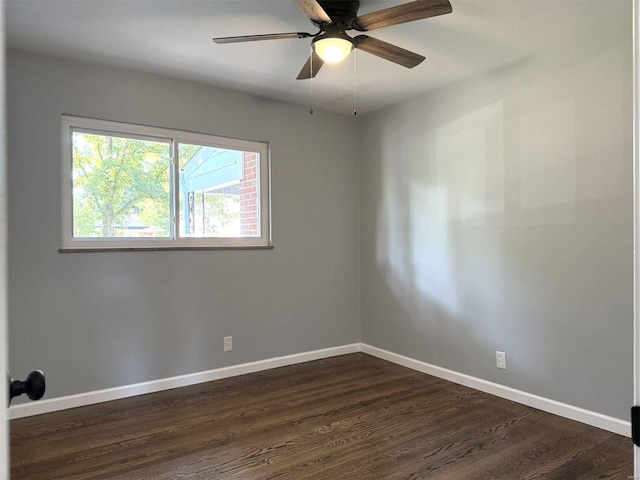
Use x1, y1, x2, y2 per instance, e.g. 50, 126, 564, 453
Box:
7, 370, 46, 405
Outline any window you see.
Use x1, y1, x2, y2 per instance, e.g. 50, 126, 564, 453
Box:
61, 116, 270, 250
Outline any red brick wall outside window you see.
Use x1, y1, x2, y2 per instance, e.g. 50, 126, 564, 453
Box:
240, 152, 259, 236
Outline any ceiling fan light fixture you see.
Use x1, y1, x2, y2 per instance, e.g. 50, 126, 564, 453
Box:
313, 37, 353, 63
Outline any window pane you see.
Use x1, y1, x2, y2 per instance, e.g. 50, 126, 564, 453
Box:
71, 131, 171, 238
178, 143, 260, 238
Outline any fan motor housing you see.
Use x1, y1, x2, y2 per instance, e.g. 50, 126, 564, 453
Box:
316, 0, 360, 29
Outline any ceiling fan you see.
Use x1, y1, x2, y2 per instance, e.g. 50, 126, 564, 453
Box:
212, 0, 453, 80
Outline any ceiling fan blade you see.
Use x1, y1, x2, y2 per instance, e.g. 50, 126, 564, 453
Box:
292, 0, 332, 23
213, 32, 312, 44
296, 52, 325, 80
355, 0, 452, 31
354, 35, 425, 68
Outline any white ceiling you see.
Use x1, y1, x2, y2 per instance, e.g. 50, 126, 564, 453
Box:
5, 0, 630, 116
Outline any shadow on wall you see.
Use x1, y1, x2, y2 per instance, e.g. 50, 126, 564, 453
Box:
361, 23, 632, 417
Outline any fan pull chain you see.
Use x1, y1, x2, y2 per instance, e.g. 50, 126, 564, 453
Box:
353, 49, 358, 116
309, 46, 314, 115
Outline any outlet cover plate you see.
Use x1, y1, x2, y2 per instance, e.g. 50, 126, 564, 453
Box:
224, 336, 233, 352
496, 351, 507, 369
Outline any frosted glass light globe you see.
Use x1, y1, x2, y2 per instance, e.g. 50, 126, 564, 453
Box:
314, 37, 353, 63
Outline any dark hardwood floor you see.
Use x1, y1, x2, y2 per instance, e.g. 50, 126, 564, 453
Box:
10, 353, 633, 479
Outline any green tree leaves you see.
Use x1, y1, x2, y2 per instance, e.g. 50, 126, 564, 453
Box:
71, 132, 171, 237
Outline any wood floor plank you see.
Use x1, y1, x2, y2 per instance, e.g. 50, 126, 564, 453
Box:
10, 353, 633, 479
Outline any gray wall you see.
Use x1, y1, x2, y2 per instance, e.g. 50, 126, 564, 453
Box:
359, 23, 633, 418
7, 50, 360, 401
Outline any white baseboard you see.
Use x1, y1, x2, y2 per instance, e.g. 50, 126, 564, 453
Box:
360, 343, 631, 437
8, 344, 360, 420
10, 342, 630, 438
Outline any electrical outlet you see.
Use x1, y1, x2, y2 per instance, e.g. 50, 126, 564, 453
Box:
224, 336, 233, 352
496, 351, 507, 370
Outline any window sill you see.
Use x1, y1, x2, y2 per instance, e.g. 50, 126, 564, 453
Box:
59, 245, 274, 253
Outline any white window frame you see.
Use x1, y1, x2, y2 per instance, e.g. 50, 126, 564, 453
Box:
61, 115, 271, 250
